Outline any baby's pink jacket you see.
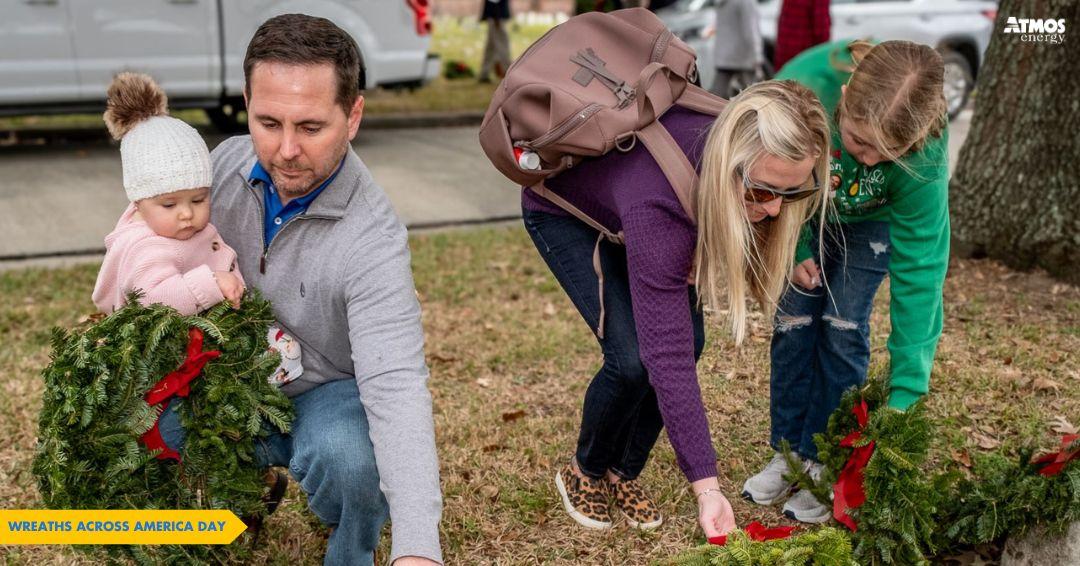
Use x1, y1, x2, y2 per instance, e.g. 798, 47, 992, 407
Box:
92, 203, 244, 315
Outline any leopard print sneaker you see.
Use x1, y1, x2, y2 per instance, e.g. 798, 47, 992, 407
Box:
555, 462, 613, 529
607, 476, 663, 530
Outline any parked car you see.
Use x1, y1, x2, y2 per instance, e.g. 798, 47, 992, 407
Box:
657, 0, 997, 119
0, 0, 439, 131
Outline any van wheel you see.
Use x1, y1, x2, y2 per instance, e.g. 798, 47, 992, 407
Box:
206, 100, 248, 133
940, 49, 973, 121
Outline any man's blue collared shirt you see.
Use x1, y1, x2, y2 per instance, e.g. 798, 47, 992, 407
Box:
249, 160, 344, 247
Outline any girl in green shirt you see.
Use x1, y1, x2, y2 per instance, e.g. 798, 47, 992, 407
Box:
741, 40, 951, 523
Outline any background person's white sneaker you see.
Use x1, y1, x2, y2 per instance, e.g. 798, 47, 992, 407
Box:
741, 451, 800, 505
782, 462, 831, 524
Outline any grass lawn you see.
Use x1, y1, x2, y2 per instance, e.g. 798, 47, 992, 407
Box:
0, 17, 553, 132
1, 226, 1078, 564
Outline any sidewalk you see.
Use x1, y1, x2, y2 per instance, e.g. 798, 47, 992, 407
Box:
1, 108, 971, 269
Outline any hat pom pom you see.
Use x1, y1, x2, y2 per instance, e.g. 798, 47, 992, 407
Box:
103, 72, 168, 140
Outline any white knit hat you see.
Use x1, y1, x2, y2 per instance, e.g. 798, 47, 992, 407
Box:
103, 73, 212, 202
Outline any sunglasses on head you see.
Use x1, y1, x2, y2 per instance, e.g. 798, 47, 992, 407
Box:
739, 168, 822, 203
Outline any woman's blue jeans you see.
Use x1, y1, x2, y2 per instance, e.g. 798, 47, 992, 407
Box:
769, 221, 891, 461
158, 379, 389, 566
523, 207, 706, 480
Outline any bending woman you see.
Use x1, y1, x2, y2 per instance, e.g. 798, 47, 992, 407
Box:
522, 81, 831, 537
742, 40, 951, 523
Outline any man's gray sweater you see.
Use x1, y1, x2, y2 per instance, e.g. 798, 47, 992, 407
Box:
210, 136, 442, 564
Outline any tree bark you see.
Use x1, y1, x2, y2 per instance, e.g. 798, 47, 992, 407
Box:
950, 0, 1080, 284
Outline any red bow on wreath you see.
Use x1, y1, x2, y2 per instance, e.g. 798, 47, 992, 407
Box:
833, 399, 875, 531
139, 328, 221, 461
707, 521, 797, 546
1033, 434, 1079, 477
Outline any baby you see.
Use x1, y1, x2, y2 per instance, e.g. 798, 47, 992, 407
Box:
92, 73, 301, 386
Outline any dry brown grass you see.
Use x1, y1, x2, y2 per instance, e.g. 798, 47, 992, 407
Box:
1, 226, 1077, 564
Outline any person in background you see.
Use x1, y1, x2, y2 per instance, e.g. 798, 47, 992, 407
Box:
575, 0, 625, 14
709, 0, 763, 98
647, 0, 677, 12
774, 0, 831, 71
479, 0, 512, 83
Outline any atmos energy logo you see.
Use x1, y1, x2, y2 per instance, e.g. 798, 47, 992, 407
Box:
1004, 17, 1067, 44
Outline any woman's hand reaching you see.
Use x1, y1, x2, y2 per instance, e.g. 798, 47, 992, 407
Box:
692, 477, 737, 539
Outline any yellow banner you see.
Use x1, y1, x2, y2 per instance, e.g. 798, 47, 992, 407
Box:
0, 510, 246, 545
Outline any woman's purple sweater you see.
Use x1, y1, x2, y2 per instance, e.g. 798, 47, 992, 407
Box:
522, 106, 719, 482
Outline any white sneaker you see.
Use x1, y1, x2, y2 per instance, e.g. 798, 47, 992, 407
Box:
782, 462, 831, 524
741, 451, 800, 505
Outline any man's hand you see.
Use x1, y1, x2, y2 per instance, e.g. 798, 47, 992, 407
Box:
393, 557, 440, 566
792, 258, 821, 290
213, 271, 244, 308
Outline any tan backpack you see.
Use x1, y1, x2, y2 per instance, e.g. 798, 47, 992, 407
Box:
478, 8, 728, 337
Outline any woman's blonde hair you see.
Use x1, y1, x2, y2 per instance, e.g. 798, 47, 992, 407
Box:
838, 40, 947, 161
694, 80, 831, 344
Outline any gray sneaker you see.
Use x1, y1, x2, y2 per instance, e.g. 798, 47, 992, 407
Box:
741, 451, 800, 505
782, 463, 832, 524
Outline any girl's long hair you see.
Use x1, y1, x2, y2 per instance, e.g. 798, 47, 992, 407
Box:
838, 40, 947, 163
694, 80, 831, 344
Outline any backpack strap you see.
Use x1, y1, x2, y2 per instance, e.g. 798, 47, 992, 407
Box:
631, 67, 725, 225
531, 181, 624, 339
636, 120, 699, 225
676, 84, 728, 116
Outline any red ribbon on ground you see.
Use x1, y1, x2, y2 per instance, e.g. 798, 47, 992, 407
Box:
138, 328, 221, 461
1032, 434, 1079, 477
833, 399, 875, 531
707, 521, 797, 546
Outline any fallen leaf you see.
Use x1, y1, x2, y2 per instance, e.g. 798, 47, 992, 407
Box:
972, 431, 1000, 450
479, 485, 500, 500
543, 302, 556, 317
1033, 377, 1061, 393
482, 444, 505, 453
428, 353, 457, 364
951, 449, 972, 468
475, 378, 492, 388
1048, 415, 1078, 435
1002, 356, 1013, 365
501, 409, 527, 423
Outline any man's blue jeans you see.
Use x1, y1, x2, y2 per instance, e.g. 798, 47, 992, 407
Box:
523, 207, 706, 480
770, 221, 891, 461
158, 378, 389, 566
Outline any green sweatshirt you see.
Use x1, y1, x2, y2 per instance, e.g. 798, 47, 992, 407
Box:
776, 41, 951, 410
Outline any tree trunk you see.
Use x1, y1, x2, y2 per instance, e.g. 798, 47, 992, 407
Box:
949, 0, 1080, 284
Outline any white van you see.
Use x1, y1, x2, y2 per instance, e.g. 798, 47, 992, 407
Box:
0, 0, 439, 130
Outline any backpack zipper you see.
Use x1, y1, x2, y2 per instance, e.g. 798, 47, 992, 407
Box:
525, 103, 603, 150
651, 29, 673, 64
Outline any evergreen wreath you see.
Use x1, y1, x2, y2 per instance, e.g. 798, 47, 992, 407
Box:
671, 377, 1078, 565
671, 526, 856, 566
32, 293, 294, 564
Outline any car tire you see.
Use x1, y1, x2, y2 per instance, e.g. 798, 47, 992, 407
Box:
940, 49, 973, 121
206, 100, 248, 133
